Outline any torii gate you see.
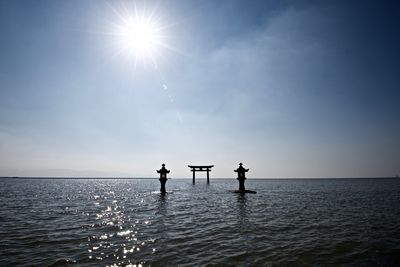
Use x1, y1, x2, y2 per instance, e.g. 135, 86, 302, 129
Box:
188, 165, 214, 184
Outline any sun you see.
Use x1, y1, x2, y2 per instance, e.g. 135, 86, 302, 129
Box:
108, 3, 172, 67
119, 16, 161, 60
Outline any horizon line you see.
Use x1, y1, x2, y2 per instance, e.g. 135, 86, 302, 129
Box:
0, 176, 398, 180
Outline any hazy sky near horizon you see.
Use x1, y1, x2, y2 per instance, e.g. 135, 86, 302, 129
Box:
0, 0, 399, 178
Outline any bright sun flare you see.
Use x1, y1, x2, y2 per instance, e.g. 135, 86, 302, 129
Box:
120, 17, 160, 59
109, 3, 171, 67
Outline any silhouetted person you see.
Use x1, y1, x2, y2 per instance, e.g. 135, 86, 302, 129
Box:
157, 164, 170, 194
234, 163, 249, 192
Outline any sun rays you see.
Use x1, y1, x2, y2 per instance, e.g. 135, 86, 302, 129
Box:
105, 1, 175, 68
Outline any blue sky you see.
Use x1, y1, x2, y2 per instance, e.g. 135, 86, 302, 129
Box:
0, 0, 399, 178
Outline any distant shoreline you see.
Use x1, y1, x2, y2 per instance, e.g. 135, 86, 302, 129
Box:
0, 176, 398, 180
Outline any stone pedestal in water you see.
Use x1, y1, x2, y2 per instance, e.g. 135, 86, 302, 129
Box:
234, 163, 249, 192
233, 163, 256, 193
157, 164, 170, 194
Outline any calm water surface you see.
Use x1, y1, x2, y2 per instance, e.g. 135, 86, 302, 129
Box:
0, 178, 399, 266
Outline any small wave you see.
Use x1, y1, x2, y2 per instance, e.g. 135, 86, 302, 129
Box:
47, 258, 76, 267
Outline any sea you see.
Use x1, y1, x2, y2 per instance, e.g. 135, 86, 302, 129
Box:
0, 178, 399, 267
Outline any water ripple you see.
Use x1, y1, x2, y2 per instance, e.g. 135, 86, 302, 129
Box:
0, 178, 400, 266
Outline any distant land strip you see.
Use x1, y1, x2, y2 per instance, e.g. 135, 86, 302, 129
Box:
0, 176, 398, 180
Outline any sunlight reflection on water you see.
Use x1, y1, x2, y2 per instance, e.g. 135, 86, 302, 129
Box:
0, 178, 400, 266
